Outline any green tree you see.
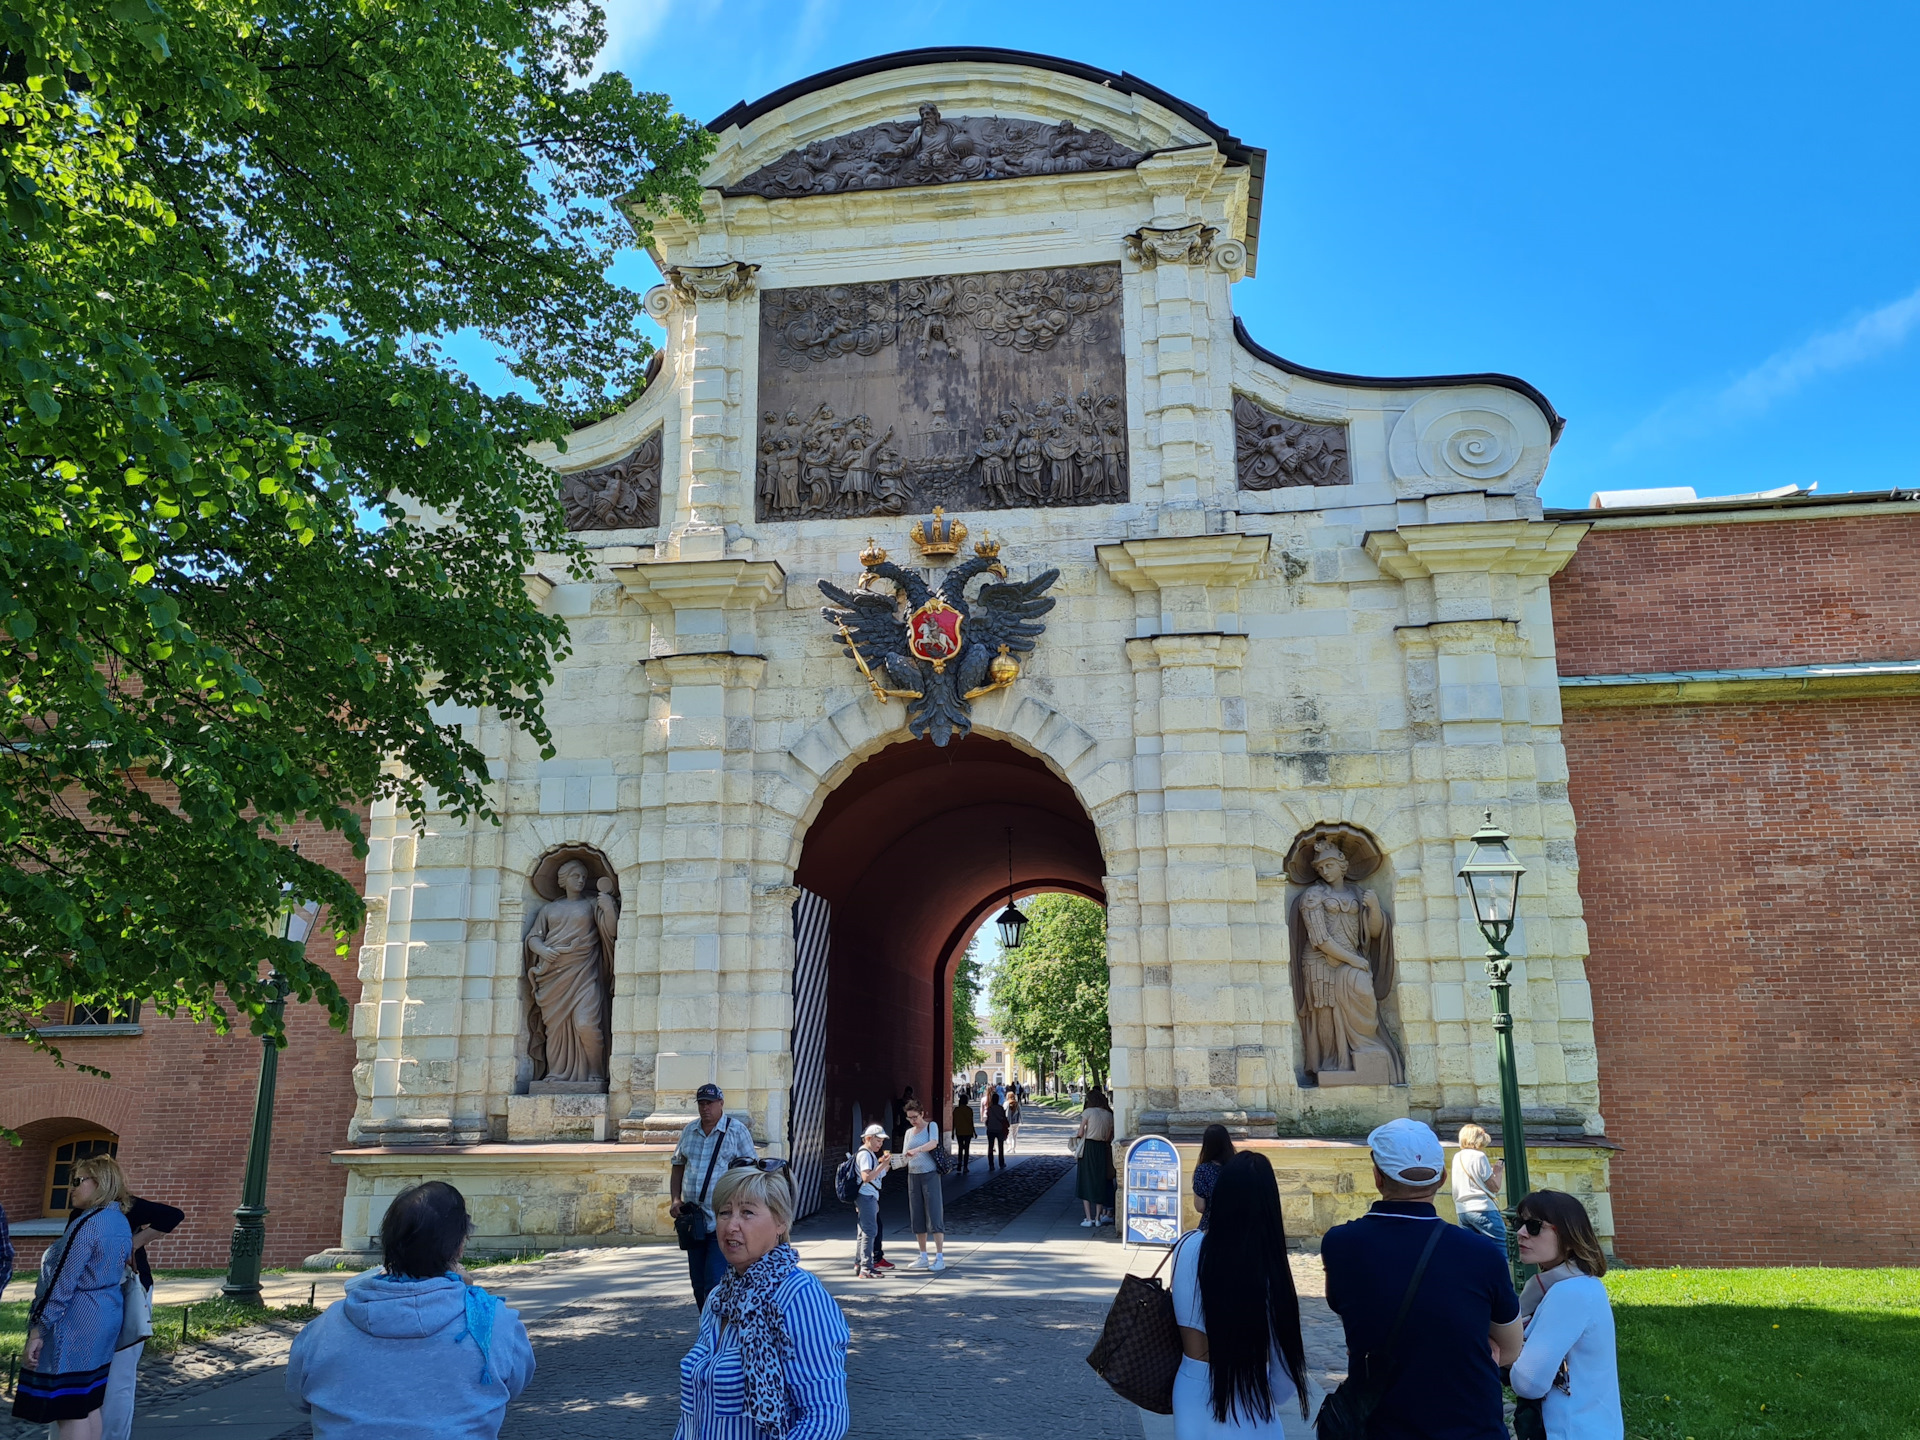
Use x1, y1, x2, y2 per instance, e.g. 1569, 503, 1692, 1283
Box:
0, 1, 711, 1046
989, 894, 1110, 1088
949, 930, 988, 1070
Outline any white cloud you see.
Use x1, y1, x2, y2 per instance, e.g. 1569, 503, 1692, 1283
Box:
1616, 283, 1920, 453
594, 0, 679, 74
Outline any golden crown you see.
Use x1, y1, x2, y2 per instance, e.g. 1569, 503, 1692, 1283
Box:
909, 507, 967, 559
973, 532, 1001, 560
859, 537, 888, 568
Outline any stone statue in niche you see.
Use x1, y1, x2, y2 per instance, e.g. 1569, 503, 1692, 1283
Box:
559, 430, 662, 530
756, 264, 1129, 521
1287, 825, 1404, 1087
521, 849, 619, 1090
1234, 394, 1351, 490
724, 103, 1149, 200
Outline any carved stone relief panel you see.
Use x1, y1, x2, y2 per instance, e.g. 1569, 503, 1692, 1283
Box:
755, 264, 1129, 522
560, 429, 662, 531
725, 103, 1149, 199
1233, 394, 1351, 490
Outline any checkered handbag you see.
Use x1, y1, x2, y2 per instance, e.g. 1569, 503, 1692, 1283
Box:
1085, 1233, 1191, 1414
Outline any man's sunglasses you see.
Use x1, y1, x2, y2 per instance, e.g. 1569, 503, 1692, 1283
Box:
1517, 1217, 1554, 1237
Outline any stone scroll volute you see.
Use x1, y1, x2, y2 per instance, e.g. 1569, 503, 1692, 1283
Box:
1285, 824, 1405, 1087
517, 845, 620, 1094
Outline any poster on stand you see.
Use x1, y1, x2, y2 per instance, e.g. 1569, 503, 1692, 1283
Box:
1122, 1135, 1183, 1246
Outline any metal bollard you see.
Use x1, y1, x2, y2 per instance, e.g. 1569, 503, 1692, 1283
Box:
181, 1304, 192, 1343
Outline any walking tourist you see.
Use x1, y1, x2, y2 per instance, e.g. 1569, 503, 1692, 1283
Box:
13, 1153, 133, 1436
1171, 1151, 1316, 1437
852, 1124, 890, 1279
102, 1194, 185, 1440
1192, 1124, 1236, 1231
1005, 1089, 1022, 1152
952, 1090, 976, 1171
901, 1099, 948, 1271
670, 1083, 759, 1309
983, 1090, 1010, 1169
1320, 1119, 1522, 1440
1510, 1191, 1623, 1440
1074, 1087, 1116, 1228
288, 1180, 534, 1438
891, 1085, 915, 1151
677, 1165, 850, 1440
1450, 1124, 1506, 1249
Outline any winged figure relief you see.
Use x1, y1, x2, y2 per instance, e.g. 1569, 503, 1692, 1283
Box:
819, 552, 1060, 746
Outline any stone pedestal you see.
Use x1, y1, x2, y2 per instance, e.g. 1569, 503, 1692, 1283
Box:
1292, 1083, 1410, 1138
508, 1092, 610, 1142
1314, 1050, 1398, 1087
618, 1110, 695, 1145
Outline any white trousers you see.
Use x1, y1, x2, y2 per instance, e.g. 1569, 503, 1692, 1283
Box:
98, 1342, 143, 1440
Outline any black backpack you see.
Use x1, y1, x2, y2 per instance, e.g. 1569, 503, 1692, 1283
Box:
832, 1152, 862, 1205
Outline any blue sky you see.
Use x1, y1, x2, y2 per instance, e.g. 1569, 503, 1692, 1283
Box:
482, 1, 1920, 508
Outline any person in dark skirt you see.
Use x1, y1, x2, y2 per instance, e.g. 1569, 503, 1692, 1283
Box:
1073, 1087, 1116, 1228
15, 1153, 133, 1435
1192, 1123, 1237, 1232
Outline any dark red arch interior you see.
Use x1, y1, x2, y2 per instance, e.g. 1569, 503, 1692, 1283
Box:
795, 735, 1104, 1151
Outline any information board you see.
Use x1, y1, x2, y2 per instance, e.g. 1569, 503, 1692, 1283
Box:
1122, 1135, 1183, 1246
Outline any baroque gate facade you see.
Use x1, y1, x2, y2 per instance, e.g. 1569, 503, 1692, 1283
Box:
331, 49, 1612, 1257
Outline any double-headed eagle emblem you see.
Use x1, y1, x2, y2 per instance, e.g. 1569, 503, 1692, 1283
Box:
820, 536, 1060, 746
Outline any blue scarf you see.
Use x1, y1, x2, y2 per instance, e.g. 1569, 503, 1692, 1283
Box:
447, 1273, 501, 1384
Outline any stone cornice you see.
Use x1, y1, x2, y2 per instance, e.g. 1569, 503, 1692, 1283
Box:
1559, 659, 1920, 708
641, 651, 767, 690
1096, 533, 1270, 593
1395, 619, 1525, 654
609, 558, 786, 615
1365, 520, 1588, 579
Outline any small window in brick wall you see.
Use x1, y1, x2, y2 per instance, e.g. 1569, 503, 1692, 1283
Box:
67, 998, 140, 1025
45, 1132, 118, 1216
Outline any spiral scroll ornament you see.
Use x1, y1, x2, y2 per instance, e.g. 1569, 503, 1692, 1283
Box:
1424, 409, 1522, 481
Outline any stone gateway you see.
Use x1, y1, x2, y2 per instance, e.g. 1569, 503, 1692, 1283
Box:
332, 48, 1613, 1258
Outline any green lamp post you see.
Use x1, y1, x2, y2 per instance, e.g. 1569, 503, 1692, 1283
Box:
221, 889, 318, 1305
1457, 810, 1530, 1277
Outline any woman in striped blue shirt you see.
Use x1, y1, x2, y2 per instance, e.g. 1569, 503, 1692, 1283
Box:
676, 1165, 849, 1440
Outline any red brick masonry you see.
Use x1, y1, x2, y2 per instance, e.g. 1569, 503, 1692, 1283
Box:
0, 817, 365, 1269
1554, 508, 1920, 1266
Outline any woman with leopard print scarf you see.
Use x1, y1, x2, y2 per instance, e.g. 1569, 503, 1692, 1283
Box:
676, 1165, 849, 1440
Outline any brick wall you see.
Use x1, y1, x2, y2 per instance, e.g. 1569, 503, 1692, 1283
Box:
0, 816, 365, 1269
1551, 512, 1920, 675
1555, 510, 1920, 1266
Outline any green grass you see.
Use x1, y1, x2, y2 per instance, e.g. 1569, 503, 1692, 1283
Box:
0, 1294, 320, 1370
1610, 1267, 1920, 1440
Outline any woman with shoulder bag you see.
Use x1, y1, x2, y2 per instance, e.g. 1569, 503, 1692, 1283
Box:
14, 1154, 134, 1438
1172, 1151, 1318, 1437
1074, 1088, 1116, 1228
1509, 1190, 1623, 1440
900, 1100, 947, 1271
983, 1092, 1009, 1170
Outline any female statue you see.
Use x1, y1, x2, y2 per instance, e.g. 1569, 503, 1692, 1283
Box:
1288, 830, 1404, 1085
523, 858, 618, 1085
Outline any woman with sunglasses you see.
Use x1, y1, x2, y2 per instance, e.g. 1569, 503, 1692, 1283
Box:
1510, 1191, 1623, 1440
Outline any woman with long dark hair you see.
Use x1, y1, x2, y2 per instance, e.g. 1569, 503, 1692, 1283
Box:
1191, 1124, 1235, 1231
1073, 1087, 1116, 1227
1171, 1151, 1317, 1437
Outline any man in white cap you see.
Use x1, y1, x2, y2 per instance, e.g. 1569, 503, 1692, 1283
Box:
1320, 1119, 1524, 1440
852, 1124, 891, 1278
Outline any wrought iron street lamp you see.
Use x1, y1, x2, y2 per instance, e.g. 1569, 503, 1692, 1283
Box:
1457, 810, 1531, 1268
994, 827, 1028, 949
222, 882, 318, 1305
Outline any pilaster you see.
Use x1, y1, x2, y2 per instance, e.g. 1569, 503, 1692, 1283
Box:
661, 260, 760, 560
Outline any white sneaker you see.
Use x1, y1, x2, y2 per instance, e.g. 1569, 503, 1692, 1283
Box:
930, 1256, 947, 1272
908, 1254, 931, 1269
1079, 1218, 1095, 1228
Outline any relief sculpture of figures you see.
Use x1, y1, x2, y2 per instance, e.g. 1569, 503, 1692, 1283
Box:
522, 856, 618, 1088
1287, 825, 1405, 1087
1234, 394, 1351, 490
757, 264, 1128, 521
726, 103, 1148, 199
559, 430, 663, 530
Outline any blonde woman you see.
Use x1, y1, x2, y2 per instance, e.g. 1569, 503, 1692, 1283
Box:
676, 1166, 850, 1439
1449, 1124, 1506, 1248
14, 1154, 133, 1437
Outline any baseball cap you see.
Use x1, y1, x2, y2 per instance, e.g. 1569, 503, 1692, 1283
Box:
862, 1124, 887, 1139
695, 1083, 724, 1103
1368, 1118, 1445, 1185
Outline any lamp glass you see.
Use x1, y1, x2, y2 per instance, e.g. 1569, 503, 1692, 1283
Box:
1457, 818, 1526, 931
995, 904, 1028, 950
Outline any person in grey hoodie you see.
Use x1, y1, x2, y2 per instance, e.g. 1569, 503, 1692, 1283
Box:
287, 1181, 534, 1439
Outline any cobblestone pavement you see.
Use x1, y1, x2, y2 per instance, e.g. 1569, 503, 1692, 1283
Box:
71, 1108, 1349, 1439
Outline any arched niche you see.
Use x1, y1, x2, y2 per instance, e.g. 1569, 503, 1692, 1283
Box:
515, 843, 621, 1096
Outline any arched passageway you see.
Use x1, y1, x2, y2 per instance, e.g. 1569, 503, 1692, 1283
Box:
794, 735, 1104, 1157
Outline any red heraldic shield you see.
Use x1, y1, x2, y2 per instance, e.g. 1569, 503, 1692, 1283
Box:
906, 597, 964, 666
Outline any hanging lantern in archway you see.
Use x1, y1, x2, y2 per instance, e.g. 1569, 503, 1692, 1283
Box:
996, 826, 1028, 948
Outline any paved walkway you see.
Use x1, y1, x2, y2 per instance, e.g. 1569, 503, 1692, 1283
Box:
89, 1107, 1347, 1438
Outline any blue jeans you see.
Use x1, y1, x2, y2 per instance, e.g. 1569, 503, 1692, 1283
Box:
1459, 1207, 1507, 1248
855, 1193, 880, 1273
687, 1229, 729, 1308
